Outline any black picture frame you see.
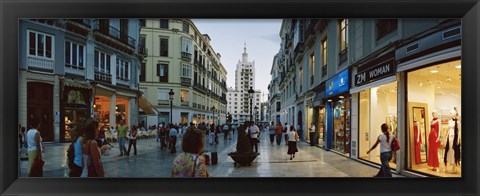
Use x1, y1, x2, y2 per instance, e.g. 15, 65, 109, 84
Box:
1, 0, 479, 195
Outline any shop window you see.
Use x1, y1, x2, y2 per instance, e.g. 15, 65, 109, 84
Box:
406, 59, 461, 177
358, 81, 397, 168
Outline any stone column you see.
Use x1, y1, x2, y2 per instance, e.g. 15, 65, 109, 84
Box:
53, 76, 60, 143
18, 71, 27, 130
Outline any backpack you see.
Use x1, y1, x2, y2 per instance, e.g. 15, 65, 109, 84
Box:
67, 138, 77, 169
391, 137, 400, 152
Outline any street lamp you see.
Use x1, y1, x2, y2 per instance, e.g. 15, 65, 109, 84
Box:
248, 87, 254, 122
211, 106, 216, 125
169, 89, 174, 124
254, 106, 258, 124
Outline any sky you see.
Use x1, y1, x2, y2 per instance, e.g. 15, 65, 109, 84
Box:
192, 19, 283, 102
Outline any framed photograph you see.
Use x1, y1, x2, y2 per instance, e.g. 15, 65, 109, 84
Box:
1, 0, 479, 196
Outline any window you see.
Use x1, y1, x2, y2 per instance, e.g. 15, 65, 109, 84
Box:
140, 19, 146, 27
299, 67, 303, 92
183, 22, 189, 33
321, 38, 328, 76
339, 19, 348, 52
160, 38, 169, 57
94, 50, 111, 74
65, 41, 85, 69
376, 19, 398, 41
182, 63, 191, 78
160, 19, 169, 29
116, 58, 130, 80
310, 53, 315, 85
140, 63, 146, 82
28, 30, 53, 59
157, 89, 170, 101
157, 63, 168, 82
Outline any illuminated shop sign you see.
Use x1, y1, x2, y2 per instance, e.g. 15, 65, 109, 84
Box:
326, 69, 349, 97
355, 59, 396, 86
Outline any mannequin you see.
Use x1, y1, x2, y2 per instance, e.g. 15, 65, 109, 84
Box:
413, 116, 422, 164
427, 111, 441, 171
444, 108, 461, 174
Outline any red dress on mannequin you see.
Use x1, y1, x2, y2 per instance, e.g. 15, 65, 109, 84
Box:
428, 118, 441, 168
414, 121, 422, 164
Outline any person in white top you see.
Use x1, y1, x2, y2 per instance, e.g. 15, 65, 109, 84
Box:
309, 123, 316, 146
248, 121, 260, 153
287, 125, 299, 160
367, 123, 394, 177
127, 125, 138, 156
26, 116, 43, 176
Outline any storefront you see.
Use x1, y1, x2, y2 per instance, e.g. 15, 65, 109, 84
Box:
396, 23, 461, 177
61, 80, 93, 142
324, 69, 350, 156
309, 83, 326, 147
350, 50, 398, 169
93, 84, 138, 130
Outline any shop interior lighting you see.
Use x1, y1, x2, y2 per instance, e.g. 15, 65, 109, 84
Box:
339, 96, 344, 99
419, 82, 423, 87
327, 99, 332, 102
430, 70, 439, 73
455, 65, 461, 69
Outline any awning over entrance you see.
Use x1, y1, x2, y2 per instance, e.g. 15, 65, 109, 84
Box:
63, 80, 92, 89
138, 95, 158, 115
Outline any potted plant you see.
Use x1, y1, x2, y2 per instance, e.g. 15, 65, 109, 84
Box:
227, 123, 260, 166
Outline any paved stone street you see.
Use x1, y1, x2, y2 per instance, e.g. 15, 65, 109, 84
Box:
19, 131, 402, 177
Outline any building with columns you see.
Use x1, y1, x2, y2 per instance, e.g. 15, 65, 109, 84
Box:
139, 19, 228, 126
227, 46, 261, 124
18, 19, 142, 143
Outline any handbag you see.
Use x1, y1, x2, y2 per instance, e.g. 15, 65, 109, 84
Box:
29, 157, 44, 177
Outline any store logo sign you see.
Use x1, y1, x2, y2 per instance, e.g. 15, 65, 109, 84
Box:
326, 69, 349, 97
355, 59, 396, 86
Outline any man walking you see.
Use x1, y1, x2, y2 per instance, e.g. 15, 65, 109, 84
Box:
117, 120, 128, 156
283, 122, 289, 145
275, 122, 283, 145
269, 122, 276, 145
169, 124, 178, 154
248, 121, 260, 153
223, 124, 230, 141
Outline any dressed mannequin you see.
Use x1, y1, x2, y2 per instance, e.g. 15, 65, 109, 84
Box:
427, 111, 441, 171
444, 108, 461, 174
413, 117, 422, 164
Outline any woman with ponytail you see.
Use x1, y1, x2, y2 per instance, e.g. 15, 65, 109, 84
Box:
367, 123, 394, 177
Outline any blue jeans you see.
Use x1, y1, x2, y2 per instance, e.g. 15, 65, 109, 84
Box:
377, 151, 393, 177
118, 137, 127, 155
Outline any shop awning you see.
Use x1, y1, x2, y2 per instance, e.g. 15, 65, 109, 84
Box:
138, 95, 158, 115
64, 80, 92, 89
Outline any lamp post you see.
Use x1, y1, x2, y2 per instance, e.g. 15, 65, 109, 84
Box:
248, 87, 254, 122
211, 106, 215, 125
169, 89, 174, 125
254, 106, 258, 124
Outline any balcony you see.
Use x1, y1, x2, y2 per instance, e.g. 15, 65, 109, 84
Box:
92, 20, 136, 51
181, 77, 192, 86
66, 20, 90, 37
181, 100, 190, 107
181, 52, 192, 62
65, 64, 86, 77
26, 56, 54, 73
294, 42, 305, 60
94, 71, 112, 83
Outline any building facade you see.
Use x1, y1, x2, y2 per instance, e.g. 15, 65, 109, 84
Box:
227, 46, 261, 124
268, 52, 282, 124
272, 18, 461, 177
19, 19, 142, 143
139, 19, 228, 126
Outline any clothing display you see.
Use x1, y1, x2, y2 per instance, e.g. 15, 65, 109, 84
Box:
427, 118, 441, 168
413, 121, 422, 164
444, 118, 461, 166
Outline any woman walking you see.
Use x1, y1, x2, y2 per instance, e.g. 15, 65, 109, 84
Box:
287, 125, 299, 160
127, 125, 138, 156
172, 128, 208, 177
367, 123, 394, 177
26, 115, 43, 177
81, 118, 105, 177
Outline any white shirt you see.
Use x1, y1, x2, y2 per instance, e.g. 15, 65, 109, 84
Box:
309, 125, 316, 132
378, 134, 394, 153
287, 131, 298, 142
249, 125, 260, 139
26, 128, 42, 152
